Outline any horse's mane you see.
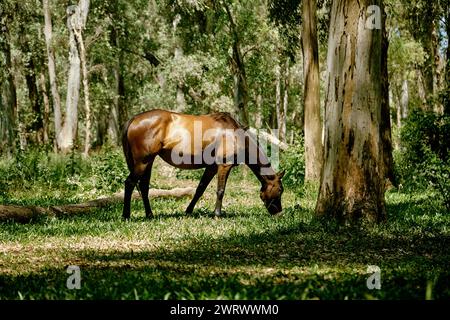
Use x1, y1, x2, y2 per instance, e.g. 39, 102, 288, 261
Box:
210, 112, 249, 130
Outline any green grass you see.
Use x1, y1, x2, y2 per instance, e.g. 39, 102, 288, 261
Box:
0, 154, 449, 300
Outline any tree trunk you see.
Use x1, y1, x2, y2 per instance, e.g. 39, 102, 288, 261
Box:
225, 4, 249, 127
0, 18, 17, 154
43, 0, 62, 144
255, 92, 262, 128
58, 0, 89, 153
19, 30, 44, 144
302, 0, 323, 181
282, 59, 289, 143
275, 63, 282, 134
39, 72, 50, 143
73, 24, 91, 156
107, 26, 126, 145
175, 47, 187, 112
316, 0, 389, 223
445, 6, 450, 116
398, 78, 409, 127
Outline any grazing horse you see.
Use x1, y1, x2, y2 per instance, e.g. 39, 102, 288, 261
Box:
122, 109, 285, 219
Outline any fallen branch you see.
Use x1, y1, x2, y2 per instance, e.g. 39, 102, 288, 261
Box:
0, 187, 195, 223
248, 127, 289, 150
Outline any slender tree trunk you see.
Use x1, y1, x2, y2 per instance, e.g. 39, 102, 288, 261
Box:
275, 63, 281, 133
302, 0, 323, 181
316, 0, 389, 223
73, 26, 90, 156
282, 59, 289, 143
255, 92, 263, 128
444, 6, 450, 116
0, 18, 17, 154
175, 47, 187, 112
39, 72, 50, 143
225, 4, 249, 127
107, 26, 126, 145
42, 0, 62, 143
398, 78, 409, 127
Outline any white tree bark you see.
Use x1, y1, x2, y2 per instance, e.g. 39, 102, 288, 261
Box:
58, 0, 90, 153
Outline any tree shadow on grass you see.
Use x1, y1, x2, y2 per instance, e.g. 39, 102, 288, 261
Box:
1, 195, 449, 299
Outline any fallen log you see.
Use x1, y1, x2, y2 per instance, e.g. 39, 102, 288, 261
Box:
0, 187, 195, 223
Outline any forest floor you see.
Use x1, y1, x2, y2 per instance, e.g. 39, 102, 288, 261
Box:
0, 157, 449, 299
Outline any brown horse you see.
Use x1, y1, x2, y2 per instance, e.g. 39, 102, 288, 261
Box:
122, 109, 284, 219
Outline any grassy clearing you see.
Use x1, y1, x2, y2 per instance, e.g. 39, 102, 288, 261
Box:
0, 154, 449, 300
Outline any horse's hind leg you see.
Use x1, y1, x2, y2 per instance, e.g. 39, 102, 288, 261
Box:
123, 173, 138, 220
139, 157, 155, 219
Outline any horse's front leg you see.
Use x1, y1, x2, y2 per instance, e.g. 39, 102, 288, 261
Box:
214, 164, 233, 217
186, 165, 218, 214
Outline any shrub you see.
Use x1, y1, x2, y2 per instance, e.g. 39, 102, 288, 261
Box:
280, 133, 305, 190
397, 110, 450, 210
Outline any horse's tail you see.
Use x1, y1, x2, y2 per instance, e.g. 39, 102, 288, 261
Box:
122, 118, 134, 173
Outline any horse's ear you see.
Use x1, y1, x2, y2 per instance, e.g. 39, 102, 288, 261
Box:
277, 170, 285, 179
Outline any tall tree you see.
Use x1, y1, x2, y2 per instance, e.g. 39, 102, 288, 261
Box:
302, 0, 323, 181
225, 3, 250, 127
43, 0, 62, 148
57, 0, 90, 152
0, 10, 17, 154
316, 0, 390, 222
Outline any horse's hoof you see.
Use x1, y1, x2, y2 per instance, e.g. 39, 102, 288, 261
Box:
146, 214, 154, 219
122, 216, 130, 221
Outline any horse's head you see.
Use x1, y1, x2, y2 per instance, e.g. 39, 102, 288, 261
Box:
260, 170, 285, 215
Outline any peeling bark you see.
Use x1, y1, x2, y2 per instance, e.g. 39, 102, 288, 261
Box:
316, 0, 389, 223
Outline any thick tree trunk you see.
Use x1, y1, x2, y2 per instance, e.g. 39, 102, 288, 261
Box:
302, 0, 323, 181
316, 0, 389, 223
58, 0, 89, 153
43, 0, 62, 143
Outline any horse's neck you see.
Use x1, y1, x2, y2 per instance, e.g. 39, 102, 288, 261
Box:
245, 138, 276, 185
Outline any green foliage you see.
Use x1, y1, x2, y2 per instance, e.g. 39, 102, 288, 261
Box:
89, 146, 128, 192
396, 110, 450, 210
280, 133, 305, 189
0, 147, 128, 202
